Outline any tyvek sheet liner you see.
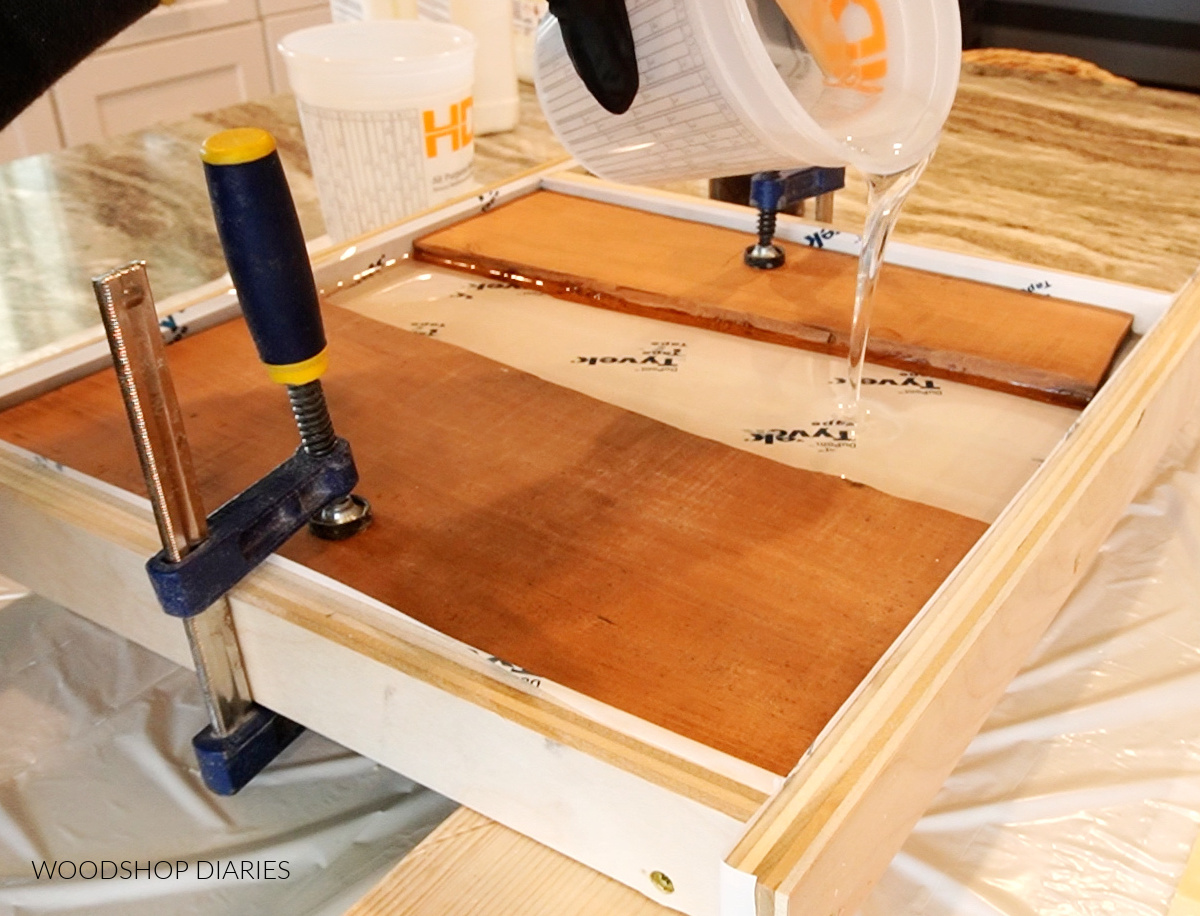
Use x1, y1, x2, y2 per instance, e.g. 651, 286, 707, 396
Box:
0, 583, 456, 915
5, 420, 1200, 915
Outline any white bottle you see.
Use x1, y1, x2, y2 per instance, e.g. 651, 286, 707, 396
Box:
330, 0, 418, 21
418, 0, 519, 134
512, 0, 548, 83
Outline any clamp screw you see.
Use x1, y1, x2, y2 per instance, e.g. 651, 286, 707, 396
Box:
287, 380, 373, 540
739, 166, 846, 269
744, 170, 786, 270
744, 205, 786, 269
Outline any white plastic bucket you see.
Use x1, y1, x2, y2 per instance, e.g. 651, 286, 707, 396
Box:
279, 20, 476, 241
535, 0, 961, 184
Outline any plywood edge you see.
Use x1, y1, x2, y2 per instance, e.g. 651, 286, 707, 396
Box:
226, 574, 748, 915
724, 268, 1200, 916
239, 562, 769, 820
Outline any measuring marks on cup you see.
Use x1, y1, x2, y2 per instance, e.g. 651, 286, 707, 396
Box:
537, 0, 786, 184
279, 20, 478, 242
534, 0, 960, 181
297, 97, 474, 241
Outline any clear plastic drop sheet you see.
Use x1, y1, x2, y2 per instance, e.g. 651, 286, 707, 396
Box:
0, 583, 456, 916
865, 417, 1200, 915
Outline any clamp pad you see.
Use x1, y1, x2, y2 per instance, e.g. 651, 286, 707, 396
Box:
193, 704, 305, 795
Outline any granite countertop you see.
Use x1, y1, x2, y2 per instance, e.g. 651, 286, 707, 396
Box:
2, 69, 1200, 369
834, 64, 1200, 291
0, 86, 565, 368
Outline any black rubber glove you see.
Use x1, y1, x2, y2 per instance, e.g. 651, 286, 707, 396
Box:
0, 0, 158, 129
547, 0, 639, 114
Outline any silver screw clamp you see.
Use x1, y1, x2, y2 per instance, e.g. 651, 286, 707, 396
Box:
285, 378, 373, 539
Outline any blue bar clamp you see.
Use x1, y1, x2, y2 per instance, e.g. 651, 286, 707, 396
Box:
95, 127, 373, 797
172, 127, 374, 795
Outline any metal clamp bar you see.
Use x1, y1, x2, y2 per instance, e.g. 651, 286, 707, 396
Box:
93, 261, 254, 738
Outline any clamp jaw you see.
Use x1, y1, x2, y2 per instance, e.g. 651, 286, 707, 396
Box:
146, 440, 359, 620
154, 440, 360, 796
743, 167, 847, 269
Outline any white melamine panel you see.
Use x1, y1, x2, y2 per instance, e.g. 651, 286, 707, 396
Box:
54, 22, 273, 146
259, 0, 328, 16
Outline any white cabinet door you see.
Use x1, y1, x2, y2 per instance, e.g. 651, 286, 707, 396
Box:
106, 0, 260, 49
0, 95, 62, 163
54, 21, 273, 146
263, 5, 334, 92
259, 0, 326, 16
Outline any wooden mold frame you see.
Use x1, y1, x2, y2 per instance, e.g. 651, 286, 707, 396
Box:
0, 163, 1193, 916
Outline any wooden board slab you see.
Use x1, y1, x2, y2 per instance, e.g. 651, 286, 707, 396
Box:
413, 191, 1132, 406
0, 306, 986, 776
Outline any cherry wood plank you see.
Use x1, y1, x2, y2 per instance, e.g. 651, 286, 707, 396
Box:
0, 306, 986, 775
413, 191, 1132, 406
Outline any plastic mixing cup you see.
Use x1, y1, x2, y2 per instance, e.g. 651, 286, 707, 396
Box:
279, 20, 476, 242
535, 0, 960, 184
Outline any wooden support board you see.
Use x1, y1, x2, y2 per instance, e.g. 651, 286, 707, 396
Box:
346, 807, 675, 916
413, 191, 1133, 407
0, 304, 985, 778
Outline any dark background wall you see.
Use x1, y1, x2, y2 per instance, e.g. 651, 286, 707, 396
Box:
967, 0, 1200, 90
